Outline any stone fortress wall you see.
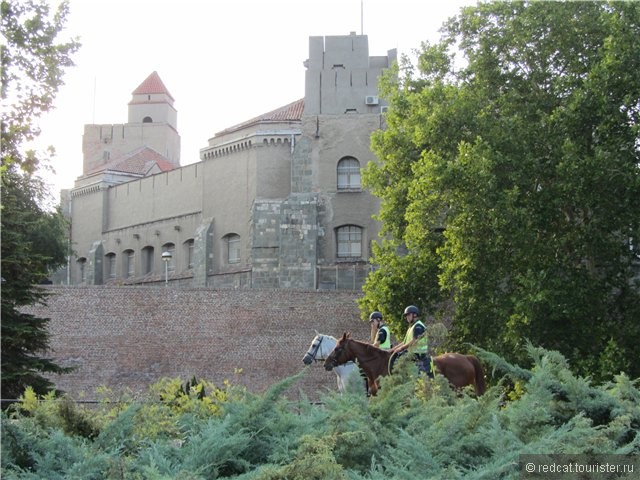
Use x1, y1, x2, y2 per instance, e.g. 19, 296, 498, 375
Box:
26, 287, 371, 401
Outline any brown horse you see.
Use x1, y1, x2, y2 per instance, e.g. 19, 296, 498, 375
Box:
324, 332, 486, 396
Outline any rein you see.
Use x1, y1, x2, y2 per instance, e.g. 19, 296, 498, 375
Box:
310, 336, 355, 367
329, 338, 390, 371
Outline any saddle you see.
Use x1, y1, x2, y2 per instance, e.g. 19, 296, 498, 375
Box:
389, 350, 434, 377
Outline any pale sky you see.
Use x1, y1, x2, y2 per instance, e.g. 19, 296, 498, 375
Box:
32, 0, 476, 202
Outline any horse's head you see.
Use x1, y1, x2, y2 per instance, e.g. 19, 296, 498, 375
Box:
302, 334, 337, 365
323, 332, 353, 371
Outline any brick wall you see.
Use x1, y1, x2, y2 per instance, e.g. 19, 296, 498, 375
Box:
25, 287, 370, 401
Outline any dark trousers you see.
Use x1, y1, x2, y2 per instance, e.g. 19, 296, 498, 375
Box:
414, 353, 434, 378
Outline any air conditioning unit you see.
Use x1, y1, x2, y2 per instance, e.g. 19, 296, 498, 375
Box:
380, 106, 390, 114
365, 95, 379, 105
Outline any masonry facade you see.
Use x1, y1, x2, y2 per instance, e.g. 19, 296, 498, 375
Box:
58, 34, 396, 290
26, 287, 370, 400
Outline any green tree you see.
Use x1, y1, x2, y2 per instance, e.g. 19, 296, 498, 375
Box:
362, 1, 640, 380
1, 0, 80, 399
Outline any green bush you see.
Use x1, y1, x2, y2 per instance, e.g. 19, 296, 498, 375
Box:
1, 348, 638, 479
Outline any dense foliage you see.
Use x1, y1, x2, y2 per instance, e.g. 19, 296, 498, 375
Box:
1, 0, 80, 399
359, 1, 640, 381
1, 347, 638, 479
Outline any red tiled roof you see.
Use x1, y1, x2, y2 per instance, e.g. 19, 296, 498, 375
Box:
88, 147, 175, 176
216, 98, 304, 136
132, 71, 174, 101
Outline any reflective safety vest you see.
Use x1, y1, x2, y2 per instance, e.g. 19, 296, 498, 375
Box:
378, 325, 391, 350
404, 320, 428, 353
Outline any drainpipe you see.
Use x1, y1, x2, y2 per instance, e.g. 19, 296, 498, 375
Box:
66, 194, 73, 285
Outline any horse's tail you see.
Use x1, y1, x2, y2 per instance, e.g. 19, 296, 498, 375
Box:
467, 355, 486, 396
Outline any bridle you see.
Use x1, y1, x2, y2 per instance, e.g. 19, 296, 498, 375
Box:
305, 335, 356, 370
304, 335, 326, 364
324, 343, 347, 370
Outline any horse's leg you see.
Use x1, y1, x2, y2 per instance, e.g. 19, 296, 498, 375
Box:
368, 377, 378, 396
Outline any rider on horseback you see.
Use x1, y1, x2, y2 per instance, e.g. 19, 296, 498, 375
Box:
393, 305, 434, 378
369, 311, 392, 350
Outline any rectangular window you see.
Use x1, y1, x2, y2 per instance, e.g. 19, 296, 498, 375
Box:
228, 235, 240, 264
187, 240, 194, 269
337, 226, 362, 258
126, 251, 135, 277
142, 247, 154, 275
107, 254, 116, 278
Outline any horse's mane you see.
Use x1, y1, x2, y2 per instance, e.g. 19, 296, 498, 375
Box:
341, 334, 393, 359
315, 332, 337, 342
347, 337, 382, 351
340, 334, 384, 349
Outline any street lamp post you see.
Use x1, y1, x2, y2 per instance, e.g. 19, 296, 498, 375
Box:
161, 251, 172, 285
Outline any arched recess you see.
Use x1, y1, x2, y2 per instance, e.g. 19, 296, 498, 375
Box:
223, 233, 240, 264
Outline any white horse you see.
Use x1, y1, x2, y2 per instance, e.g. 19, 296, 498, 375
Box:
302, 333, 364, 393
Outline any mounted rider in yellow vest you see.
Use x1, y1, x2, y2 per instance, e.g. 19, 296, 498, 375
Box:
369, 311, 392, 350
393, 305, 433, 377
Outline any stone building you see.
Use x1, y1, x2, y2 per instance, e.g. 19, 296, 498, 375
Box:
59, 33, 396, 289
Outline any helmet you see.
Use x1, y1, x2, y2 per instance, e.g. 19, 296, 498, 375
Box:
369, 311, 383, 321
403, 305, 419, 316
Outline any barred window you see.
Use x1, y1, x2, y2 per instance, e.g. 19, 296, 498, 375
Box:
184, 239, 195, 269
123, 249, 135, 277
105, 252, 117, 279
336, 225, 362, 258
225, 234, 240, 264
337, 157, 361, 190
142, 246, 154, 275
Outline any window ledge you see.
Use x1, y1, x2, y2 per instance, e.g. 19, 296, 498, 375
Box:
335, 258, 366, 264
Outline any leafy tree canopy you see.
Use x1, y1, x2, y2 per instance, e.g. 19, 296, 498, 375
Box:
361, 0, 640, 381
1, 0, 80, 399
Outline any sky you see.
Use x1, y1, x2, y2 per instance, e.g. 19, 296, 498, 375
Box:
32, 0, 476, 202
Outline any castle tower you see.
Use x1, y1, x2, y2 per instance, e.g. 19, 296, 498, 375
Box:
304, 32, 396, 115
128, 71, 177, 130
81, 71, 181, 176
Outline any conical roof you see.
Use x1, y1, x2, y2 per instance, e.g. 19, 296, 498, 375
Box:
132, 71, 174, 101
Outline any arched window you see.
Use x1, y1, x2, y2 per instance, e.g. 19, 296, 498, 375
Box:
142, 116, 153, 123
123, 249, 135, 278
336, 225, 362, 258
183, 239, 195, 269
224, 234, 240, 264
105, 252, 117, 279
142, 246, 154, 275
337, 157, 361, 190
162, 243, 176, 271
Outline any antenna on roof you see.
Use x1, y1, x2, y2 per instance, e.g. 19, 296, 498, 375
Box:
92, 76, 96, 124
361, 0, 364, 35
